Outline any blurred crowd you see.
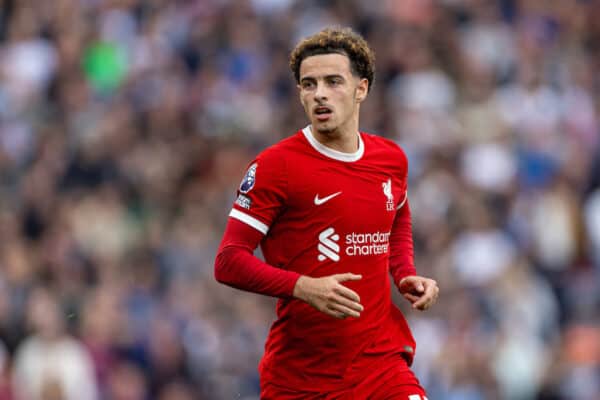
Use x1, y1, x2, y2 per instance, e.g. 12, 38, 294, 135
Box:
0, 0, 599, 399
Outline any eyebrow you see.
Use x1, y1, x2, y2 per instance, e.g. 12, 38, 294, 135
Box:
300, 74, 345, 83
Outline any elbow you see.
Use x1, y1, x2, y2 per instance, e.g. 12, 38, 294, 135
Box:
214, 246, 237, 285
214, 248, 228, 284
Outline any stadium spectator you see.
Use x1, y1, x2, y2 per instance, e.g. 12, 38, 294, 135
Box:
0, 0, 598, 398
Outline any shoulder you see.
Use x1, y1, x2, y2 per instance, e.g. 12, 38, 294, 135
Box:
361, 132, 408, 166
254, 130, 304, 163
241, 131, 304, 189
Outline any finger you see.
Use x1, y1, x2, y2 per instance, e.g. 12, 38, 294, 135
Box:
412, 294, 431, 309
403, 293, 420, 303
333, 284, 361, 303
335, 273, 363, 283
423, 291, 439, 309
429, 286, 440, 306
332, 294, 364, 312
419, 279, 436, 295
412, 285, 437, 309
422, 281, 436, 297
400, 277, 424, 294
412, 296, 428, 309
326, 309, 347, 319
327, 303, 361, 318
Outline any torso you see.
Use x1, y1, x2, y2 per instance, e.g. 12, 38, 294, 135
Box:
243, 127, 411, 387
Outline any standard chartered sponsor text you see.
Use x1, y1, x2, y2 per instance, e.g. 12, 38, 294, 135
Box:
345, 231, 390, 256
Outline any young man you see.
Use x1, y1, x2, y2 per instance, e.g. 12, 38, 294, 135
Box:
215, 27, 438, 399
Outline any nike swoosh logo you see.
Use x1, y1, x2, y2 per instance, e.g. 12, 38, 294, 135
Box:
314, 191, 342, 205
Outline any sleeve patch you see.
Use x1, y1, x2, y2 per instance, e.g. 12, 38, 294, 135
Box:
235, 194, 252, 209
239, 163, 257, 193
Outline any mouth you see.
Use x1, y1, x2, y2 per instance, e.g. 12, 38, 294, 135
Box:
314, 105, 333, 122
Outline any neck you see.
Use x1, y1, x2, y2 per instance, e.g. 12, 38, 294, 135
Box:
311, 116, 360, 153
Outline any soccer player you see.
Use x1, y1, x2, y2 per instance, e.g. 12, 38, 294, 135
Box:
215, 27, 439, 399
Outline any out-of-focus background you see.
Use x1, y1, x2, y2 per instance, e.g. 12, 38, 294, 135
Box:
0, 0, 599, 399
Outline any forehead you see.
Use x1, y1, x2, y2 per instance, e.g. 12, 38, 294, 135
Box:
299, 53, 353, 79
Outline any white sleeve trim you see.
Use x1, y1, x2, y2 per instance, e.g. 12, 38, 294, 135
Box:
396, 191, 408, 209
229, 209, 269, 234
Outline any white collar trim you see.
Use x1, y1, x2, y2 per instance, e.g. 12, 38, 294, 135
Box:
301, 126, 364, 162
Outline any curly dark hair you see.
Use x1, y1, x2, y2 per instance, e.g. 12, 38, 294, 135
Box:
289, 27, 375, 92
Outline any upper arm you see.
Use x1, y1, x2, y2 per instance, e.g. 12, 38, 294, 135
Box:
394, 144, 409, 210
229, 149, 287, 235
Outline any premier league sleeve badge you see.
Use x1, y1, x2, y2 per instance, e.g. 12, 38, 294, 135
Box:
239, 163, 257, 193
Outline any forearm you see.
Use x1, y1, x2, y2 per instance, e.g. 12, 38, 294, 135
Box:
215, 245, 300, 298
214, 218, 300, 298
389, 199, 417, 287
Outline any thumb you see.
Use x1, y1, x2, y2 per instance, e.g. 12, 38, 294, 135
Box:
335, 273, 363, 282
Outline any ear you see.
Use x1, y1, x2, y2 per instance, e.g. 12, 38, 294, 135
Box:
355, 78, 368, 103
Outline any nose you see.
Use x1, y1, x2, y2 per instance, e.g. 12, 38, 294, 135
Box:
314, 82, 327, 102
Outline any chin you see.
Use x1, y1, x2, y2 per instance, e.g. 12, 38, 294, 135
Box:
313, 122, 336, 135
315, 126, 333, 134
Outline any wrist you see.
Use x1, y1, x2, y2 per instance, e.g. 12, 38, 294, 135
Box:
292, 275, 310, 301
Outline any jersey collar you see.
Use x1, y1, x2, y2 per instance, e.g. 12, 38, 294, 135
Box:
302, 125, 364, 162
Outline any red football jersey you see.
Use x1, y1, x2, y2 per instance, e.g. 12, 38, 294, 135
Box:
229, 126, 416, 390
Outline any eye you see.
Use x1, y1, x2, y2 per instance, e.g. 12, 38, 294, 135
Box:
301, 80, 315, 90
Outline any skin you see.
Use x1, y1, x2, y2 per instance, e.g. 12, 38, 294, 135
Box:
292, 52, 439, 318
297, 53, 367, 153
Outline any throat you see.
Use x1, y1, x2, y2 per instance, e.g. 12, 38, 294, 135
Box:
312, 127, 360, 154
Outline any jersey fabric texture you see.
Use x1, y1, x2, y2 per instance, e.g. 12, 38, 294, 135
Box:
261, 351, 427, 399
227, 126, 418, 391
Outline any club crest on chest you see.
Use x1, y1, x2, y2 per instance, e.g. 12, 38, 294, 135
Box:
382, 178, 395, 211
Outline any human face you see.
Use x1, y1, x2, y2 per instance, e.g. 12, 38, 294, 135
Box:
298, 53, 368, 138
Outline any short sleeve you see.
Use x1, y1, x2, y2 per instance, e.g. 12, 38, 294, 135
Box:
229, 150, 287, 235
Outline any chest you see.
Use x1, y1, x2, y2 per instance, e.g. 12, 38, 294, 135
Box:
284, 160, 404, 231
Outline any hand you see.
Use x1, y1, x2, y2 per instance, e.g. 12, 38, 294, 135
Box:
398, 275, 439, 311
293, 273, 364, 319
